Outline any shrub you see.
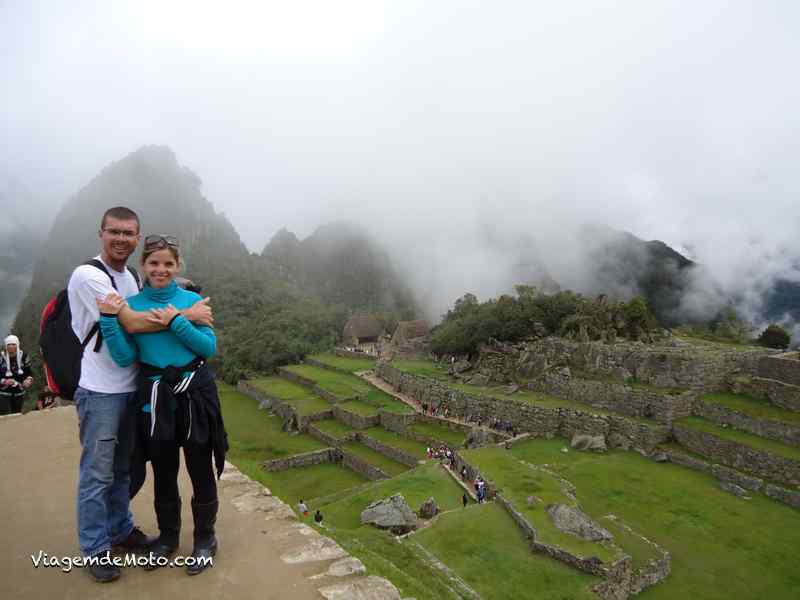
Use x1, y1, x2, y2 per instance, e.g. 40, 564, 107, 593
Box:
757, 324, 791, 350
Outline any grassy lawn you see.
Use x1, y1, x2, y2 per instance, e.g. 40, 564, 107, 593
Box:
312, 419, 356, 440
319, 462, 464, 528
364, 388, 416, 414
415, 502, 597, 600
509, 437, 800, 600
284, 363, 369, 399
338, 399, 380, 417
678, 416, 800, 462
700, 392, 800, 424
408, 421, 466, 447
307, 352, 376, 373
462, 446, 621, 564
249, 376, 333, 415
219, 383, 327, 461
392, 359, 450, 379
342, 441, 412, 477
362, 427, 430, 459
220, 382, 367, 507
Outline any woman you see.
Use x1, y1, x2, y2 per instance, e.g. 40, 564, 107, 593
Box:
97, 235, 228, 575
0, 334, 33, 414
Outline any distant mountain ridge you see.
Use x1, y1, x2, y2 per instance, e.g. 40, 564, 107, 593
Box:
262, 221, 418, 319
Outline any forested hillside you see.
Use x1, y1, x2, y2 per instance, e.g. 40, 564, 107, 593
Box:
11, 147, 415, 393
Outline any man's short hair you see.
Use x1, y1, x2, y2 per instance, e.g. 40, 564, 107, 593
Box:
100, 207, 140, 232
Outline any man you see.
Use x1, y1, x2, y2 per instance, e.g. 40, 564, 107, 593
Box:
0, 334, 33, 414
70, 206, 212, 582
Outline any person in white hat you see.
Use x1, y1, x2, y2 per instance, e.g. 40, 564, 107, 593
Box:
0, 334, 33, 414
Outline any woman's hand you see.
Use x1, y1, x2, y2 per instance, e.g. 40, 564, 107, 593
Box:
96, 293, 126, 315
22, 377, 33, 389
148, 305, 180, 327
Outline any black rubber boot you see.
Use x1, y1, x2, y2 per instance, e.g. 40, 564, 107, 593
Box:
144, 499, 181, 571
186, 498, 218, 575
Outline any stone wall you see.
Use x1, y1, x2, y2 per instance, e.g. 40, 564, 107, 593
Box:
341, 452, 389, 480
335, 348, 373, 360
691, 398, 800, 446
378, 410, 418, 434
737, 377, 800, 412
494, 489, 669, 600
660, 447, 711, 473
757, 353, 800, 388
262, 448, 340, 472
377, 363, 669, 453
529, 372, 695, 424
333, 405, 380, 429
515, 337, 768, 392
672, 424, 800, 486
356, 433, 420, 467
765, 484, 800, 509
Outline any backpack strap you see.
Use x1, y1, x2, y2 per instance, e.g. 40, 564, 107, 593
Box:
84, 258, 119, 291
127, 266, 142, 291
82, 259, 122, 352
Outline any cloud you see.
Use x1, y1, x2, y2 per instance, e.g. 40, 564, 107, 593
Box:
1, 1, 799, 328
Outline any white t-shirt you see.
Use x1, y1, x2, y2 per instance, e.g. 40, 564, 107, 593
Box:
67, 256, 139, 394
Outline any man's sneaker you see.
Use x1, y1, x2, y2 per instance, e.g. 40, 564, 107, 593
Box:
114, 526, 156, 551
86, 553, 121, 583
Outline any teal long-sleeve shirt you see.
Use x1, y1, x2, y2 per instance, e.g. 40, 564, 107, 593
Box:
99, 281, 215, 370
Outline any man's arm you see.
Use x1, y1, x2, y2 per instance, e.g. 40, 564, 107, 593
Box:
118, 297, 213, 334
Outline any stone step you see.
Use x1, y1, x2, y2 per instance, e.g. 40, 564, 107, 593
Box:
672, 416, 800, 488
692, 392, 800, 447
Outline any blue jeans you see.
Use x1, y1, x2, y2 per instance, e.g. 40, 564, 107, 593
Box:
75, 388, 136, 557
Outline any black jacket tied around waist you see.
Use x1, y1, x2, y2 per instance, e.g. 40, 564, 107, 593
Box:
129, 360, 229, 499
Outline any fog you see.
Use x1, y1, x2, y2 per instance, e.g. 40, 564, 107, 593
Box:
2, 1, 799, 326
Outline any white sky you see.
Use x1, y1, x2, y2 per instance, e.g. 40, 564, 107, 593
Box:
2, 0, 799, 319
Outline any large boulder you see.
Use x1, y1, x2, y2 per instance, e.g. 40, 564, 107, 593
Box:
360, 494, 419, 535
546, 504, 613, 542
419, 497, 439, 519
466, 373, 490, 386
570, 433, 607, 453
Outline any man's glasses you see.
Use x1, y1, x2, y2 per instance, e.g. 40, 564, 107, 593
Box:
103, 228, 138, 239
144, 234, 180, 250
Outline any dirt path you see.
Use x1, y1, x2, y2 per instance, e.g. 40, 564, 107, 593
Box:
0, 407, 403, 600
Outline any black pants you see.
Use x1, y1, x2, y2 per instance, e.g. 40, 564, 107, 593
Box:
151, 440, 217, 505
0, 393, 24, 415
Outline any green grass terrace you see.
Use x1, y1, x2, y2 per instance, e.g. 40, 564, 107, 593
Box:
248, 376, 333, 415
220, 383, 368, 506
677, 416, 800, 462
341, 441, 412, 477
312, 419, 356, 440
307, 352, 376, 373
415, 502, 596, 600
283, 363, 369, 399
462, 446, 622, 565
507, 437, 800, 600
219, 382, 326, 461
699, 392, 800, 424
407, 420, 466, 447
361, 426, 430, 459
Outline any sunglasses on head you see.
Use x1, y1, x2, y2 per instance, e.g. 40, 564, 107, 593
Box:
144, 234, 180, 250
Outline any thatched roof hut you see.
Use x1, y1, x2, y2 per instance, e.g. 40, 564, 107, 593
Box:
391, 320, 429, 344
342, 315, 384, 343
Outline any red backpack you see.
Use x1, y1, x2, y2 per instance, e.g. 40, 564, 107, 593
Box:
39, 259, 140, 399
